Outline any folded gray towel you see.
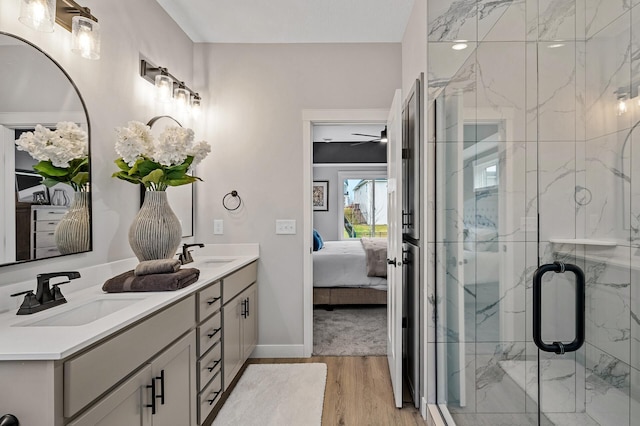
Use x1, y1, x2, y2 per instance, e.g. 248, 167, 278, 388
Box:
102, 268, 200, 293
134, 259, 181, 276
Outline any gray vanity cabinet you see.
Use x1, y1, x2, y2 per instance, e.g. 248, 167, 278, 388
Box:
223, 281, 258, 388
68, 330, 196, 426
67, 364, 153, 426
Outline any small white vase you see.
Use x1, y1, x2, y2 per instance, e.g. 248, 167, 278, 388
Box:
54, 192, 91, 254
129, 191, 182, 261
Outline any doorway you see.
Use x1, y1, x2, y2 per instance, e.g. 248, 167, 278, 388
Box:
301, 109, 389, 357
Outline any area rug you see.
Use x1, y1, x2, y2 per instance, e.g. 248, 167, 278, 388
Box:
313, 306, 386, 356
213, 363, 327, 426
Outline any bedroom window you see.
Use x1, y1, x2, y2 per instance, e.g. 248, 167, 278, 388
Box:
343, 178, 388, 239
473, 156, 499, 190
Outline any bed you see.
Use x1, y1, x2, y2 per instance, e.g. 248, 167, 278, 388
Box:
313, 238, 387, 306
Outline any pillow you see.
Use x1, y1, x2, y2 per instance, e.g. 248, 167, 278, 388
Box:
313, 229, 324, 251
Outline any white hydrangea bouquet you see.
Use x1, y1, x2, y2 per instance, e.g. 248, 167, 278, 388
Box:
113, 121, 211, 191
15, 122, 89, 191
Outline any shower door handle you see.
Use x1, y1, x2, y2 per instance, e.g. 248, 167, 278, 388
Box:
533, 262, 585, 354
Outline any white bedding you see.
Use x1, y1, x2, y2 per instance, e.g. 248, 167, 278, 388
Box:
313, 240, 387, 290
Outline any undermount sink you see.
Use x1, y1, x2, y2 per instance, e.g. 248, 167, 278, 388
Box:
14, 297, 145, 327
197, 259, 235, 267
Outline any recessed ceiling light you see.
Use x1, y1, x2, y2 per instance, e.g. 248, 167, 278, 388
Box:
452, 43, 468, 51
548, 43, 565, 48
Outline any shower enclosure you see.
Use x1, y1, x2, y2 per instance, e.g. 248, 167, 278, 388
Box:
429, 1, 639, 425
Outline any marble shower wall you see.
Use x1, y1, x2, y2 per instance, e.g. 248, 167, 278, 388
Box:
429, 0, 640, 423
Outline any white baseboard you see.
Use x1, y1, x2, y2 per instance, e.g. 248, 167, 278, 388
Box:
250, 344, 306, 358
421, 397, 428, 420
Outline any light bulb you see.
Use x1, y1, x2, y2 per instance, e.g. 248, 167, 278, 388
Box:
155, 74, 174, 102
71, 16, 101, 60
617, 98, 628, 116
174, 87, 190, 110
191, 95, 202, 118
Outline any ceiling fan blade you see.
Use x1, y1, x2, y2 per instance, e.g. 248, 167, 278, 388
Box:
350, 139, 379, 146
351, 133, 378, 138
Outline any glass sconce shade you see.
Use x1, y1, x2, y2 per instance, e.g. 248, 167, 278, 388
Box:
71, 16, 101, 60
191, 95, 202, 117
155, 74, 174, 102
174, 87, 190, 109
19, 0, 55, 32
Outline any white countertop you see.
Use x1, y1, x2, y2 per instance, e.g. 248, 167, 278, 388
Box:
0, 244, 259, 361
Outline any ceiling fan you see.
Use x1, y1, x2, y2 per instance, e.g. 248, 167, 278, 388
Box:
350, 126, 388, 145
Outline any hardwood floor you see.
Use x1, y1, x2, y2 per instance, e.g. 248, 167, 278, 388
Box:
248, 356, 426, 426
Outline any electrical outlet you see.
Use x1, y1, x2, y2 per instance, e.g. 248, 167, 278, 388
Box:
214, 219, 224, 235
276, 219, 296, 235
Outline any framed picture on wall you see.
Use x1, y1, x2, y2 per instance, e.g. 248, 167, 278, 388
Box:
313, 181, 329, 211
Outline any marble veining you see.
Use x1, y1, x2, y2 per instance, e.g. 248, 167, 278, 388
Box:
538, 0, 576, 41
428, 0, 478, 41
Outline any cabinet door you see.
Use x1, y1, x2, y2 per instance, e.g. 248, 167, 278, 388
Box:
223, 298, 242, 388
68, 365, 152, 426
152, 331, 197, 426
242, 284, 258, 359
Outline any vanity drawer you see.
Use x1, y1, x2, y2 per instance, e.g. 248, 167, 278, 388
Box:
197, 311, 221, 356
197, 281, 221, 322
35, 220, 60, 231
34, 247, 61, 258
34, 208, 67, 221
34, 231, 56, 247
64, 296, 196, 418
198, 341, 222, 391
223, 261, 257, 304
198, 370, 222, 424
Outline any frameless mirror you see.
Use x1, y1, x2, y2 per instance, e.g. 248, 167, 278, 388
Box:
0, 32, 92, 266
141, 116, 194, 237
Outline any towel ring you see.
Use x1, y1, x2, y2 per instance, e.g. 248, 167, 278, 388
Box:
223, 190, 242, 211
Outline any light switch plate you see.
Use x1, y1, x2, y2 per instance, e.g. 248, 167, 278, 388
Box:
276, 219, 296, 235
214, 219, 224, 235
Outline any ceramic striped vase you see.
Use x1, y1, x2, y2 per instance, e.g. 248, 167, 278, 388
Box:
54, 191, 91, 254
128, 190, 182, 261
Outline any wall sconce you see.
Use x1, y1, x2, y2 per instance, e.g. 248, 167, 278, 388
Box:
380, 126, 388, 142
18, 0, 100, 60
140, 59, 203, 114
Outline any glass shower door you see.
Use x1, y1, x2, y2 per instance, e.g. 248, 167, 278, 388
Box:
432, 1, 639, 425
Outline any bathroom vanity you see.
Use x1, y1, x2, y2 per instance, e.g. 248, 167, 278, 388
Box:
0, 245, 258, 426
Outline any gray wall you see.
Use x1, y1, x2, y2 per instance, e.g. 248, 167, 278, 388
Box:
193, 42, 401, 351
0, 0, 195, 286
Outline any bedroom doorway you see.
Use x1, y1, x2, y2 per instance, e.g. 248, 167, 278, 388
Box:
311, 126, 388, 357
301, 108, 390, 359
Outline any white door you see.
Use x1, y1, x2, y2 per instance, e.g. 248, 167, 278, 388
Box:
386, 88, 403, 408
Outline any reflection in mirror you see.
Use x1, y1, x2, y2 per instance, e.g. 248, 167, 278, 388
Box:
142, 116, 194, 237
0, 32, 91, 266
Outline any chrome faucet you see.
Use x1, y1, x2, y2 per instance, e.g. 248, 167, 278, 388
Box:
10, 271, 81, 315
178, 243, 204, 265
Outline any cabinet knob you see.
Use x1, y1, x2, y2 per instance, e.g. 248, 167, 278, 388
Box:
0, 414, 19, 426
